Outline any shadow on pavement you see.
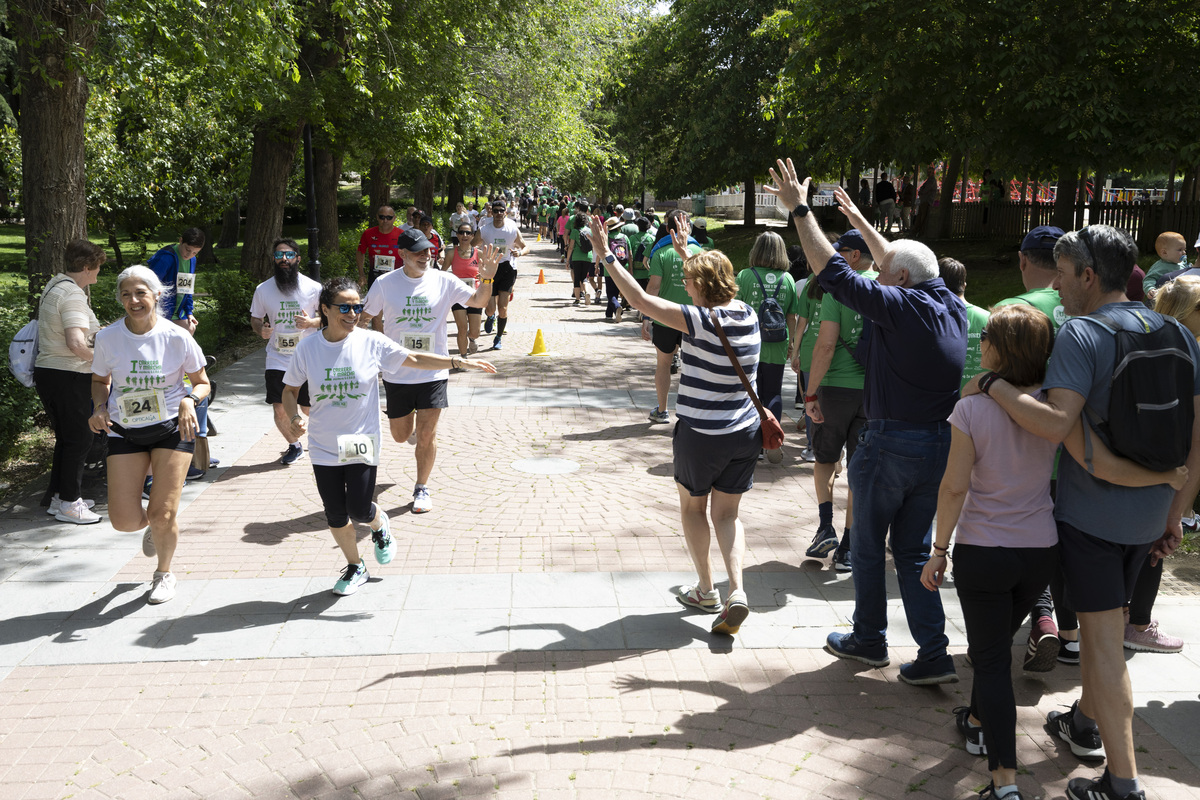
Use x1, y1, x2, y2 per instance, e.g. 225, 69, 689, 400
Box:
135, 591, 372, 647
0, 584, 147, 645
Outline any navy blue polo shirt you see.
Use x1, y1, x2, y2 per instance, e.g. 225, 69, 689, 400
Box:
817, 254, 967, 422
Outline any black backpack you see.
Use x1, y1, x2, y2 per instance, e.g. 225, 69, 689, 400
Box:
1081, 311, 1195, 471
752, 270, 788, 343
576, 227, 592, 256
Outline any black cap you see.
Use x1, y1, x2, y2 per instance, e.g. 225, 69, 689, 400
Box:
396, 230, 435, 252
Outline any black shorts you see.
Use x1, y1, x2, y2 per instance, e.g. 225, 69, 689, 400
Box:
673, 418, 760, 496
492, 262, 517, 295
312, 463, 377, 529
1058, 520, 1153, 613
812, 386, 866, 464
384, 379, 449, 419
107, 423, 196, 456
571, 260, 595, 286
266, 370, 311, 406
451, 303, 482, 315
652, 323, 683, 354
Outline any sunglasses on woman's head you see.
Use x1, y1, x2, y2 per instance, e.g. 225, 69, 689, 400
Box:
335, 303, 365, 314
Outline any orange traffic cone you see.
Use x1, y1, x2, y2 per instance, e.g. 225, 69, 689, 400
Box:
536, 269, 547, 284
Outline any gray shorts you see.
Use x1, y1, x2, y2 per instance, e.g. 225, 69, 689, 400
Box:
672, 418, 760, 496
812, 386, 866, 464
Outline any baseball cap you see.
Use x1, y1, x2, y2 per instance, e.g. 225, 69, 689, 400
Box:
397, 230, 435, 252
693, 218, 708, 230
1021, 225, 1065, 252
833, 229, 868, 253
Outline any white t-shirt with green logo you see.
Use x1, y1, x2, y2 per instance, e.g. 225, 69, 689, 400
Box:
363, 267, 474, 384
250, 274, 323, 372
93, 317, 206, 433
283, 329, 410, 467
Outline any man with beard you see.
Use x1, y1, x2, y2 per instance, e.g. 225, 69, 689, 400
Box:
250, 238, 323, 464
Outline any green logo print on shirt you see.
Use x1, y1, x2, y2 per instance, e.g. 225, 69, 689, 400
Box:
316, 366, 365, 406
394, 293, 435, 327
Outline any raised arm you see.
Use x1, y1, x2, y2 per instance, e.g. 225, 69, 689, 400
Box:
766, 158, 835, 275
589, 215, 688, 333
832, 186, 892, 265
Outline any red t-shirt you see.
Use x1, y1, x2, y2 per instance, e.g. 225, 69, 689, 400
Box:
358, 226, 403, 272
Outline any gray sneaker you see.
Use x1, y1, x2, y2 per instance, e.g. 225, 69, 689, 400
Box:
142, 526, 156, 557
648, 407, 670, 424
806, 523, 839, 558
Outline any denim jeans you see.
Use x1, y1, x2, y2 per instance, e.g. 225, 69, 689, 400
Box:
847, 420, 951, 661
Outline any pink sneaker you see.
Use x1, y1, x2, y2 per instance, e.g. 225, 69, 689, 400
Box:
1123, 620, 1183, 653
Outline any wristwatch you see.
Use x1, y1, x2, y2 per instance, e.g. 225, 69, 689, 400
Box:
792, 203, 810, 218
604, 255, 615, 264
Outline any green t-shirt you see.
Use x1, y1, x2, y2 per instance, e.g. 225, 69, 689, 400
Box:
632, 232, 655, 279
993, 287, 1066, 332
569, 225, 593, 263
648, 242, 702, 325
735, 267, 800, 365
1143, 258, 1187, 295
796, 282, 822, 373
961, 301, 990, 390
817, 269, 877, 389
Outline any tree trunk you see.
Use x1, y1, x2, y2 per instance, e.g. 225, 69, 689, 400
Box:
959, 153, 970, 204
197, 228, 218, 265
12, 0, 99, 297
446, 169, 466, 213
106, 227, 125, 270
1090, 167, 1105, 229
367, 157, 391, 214
743, 178, 756, 227
416, 167, 436, 217
928, 152, 963, 241
241, 120, 305, 282
1051, 169, 1079, 231
216, 195, 240, 248
314, 147, 342, 256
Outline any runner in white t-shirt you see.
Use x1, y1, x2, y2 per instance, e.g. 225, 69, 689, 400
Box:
361, 231, 502, 514
89, 266, 211, 606
473, 199, 530, 349
283, 277, 496, 595
250, 238, 323, 465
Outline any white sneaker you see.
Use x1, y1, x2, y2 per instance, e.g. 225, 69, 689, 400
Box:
412, 487, 433, 514
47, 495, 96, 516
142, 526, 156, 557
55, 497, 101, 525
147, 571, 177, 604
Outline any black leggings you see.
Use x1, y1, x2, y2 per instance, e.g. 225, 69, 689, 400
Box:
954, 543, 1059, 772
312, 463, 377, 528
1127, 555, 1163, 626
34, 367, 94, 503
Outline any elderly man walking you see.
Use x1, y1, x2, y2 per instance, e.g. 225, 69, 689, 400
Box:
767, 157, 968, 685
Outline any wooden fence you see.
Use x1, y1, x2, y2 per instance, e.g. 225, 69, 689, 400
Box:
950, 201, 1200, 252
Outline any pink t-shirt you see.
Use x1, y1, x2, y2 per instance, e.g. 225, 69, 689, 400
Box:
948, 392, 1058, 549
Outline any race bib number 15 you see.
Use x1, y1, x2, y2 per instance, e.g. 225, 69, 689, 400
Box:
403, 333, 433, 352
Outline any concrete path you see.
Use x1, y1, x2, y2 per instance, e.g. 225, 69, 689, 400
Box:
3, 236, 1200, 800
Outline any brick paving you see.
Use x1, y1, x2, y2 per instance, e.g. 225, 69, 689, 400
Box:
2, 235, 1200, 799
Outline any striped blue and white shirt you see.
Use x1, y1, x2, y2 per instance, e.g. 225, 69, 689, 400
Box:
677, 301, 761, 434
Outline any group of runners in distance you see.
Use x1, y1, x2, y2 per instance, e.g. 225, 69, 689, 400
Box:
35, 160, 1199, 800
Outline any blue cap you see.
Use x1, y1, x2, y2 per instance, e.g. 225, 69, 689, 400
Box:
833, 229, 868, 254
1021, 225, 1065, 252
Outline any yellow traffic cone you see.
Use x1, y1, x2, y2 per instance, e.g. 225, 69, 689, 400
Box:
528, 328, 557, 357
537, 233, 542, 242
536, 269, 547, 284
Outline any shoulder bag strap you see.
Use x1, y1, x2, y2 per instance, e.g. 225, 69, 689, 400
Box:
709, 308, 769, 423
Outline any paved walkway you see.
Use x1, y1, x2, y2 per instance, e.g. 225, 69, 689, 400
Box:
2, 238, 1200, 799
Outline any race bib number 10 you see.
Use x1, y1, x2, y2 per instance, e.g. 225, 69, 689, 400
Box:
337, 433, 378, 466
118, 388, 167, 427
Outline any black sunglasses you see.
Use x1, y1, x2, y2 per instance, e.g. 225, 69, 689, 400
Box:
334, 303, 365, 314
378, 214, 395, 220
